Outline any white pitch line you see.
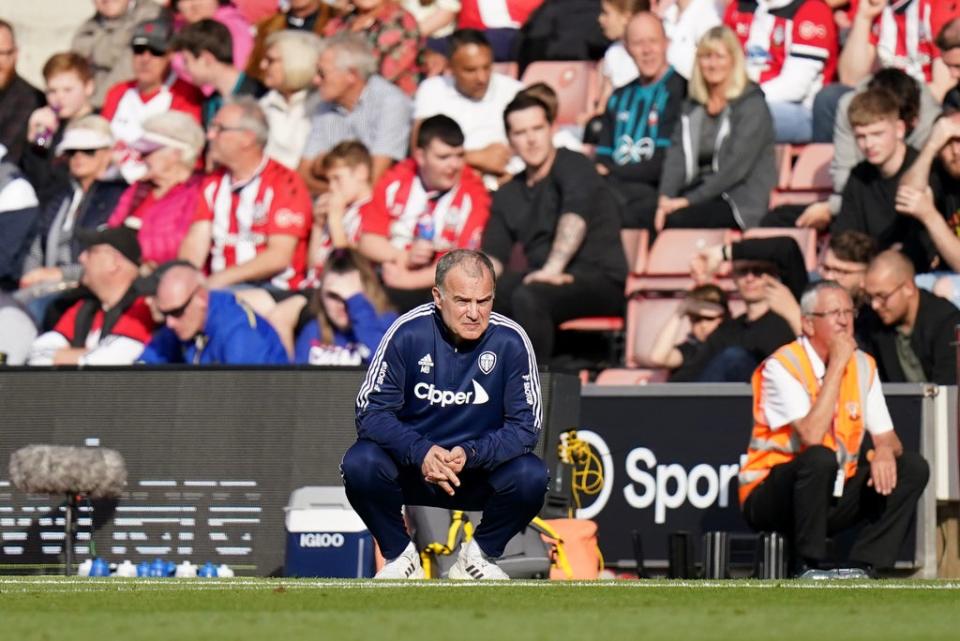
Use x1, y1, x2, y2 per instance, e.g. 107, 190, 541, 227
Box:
2, 579, 960, 591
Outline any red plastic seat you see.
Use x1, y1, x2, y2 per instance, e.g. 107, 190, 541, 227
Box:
520, 61, 593, 125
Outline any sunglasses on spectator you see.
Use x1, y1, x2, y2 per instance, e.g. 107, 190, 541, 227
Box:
158, 287, 200, 319
64, 148, 101, 158
732, 265, 778, 279
132, 44, 166, 57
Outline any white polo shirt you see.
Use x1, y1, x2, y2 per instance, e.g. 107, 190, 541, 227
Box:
760, 336, 894, 435
413, 72, 523, 151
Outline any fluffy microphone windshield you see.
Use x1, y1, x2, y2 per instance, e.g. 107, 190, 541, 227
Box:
9, 445, 127, 498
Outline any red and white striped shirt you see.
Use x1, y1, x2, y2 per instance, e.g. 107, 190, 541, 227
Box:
360, 159, 490, 252
194, 158, 312, 290
725, 0, 838, 106
852, 0, 939, 82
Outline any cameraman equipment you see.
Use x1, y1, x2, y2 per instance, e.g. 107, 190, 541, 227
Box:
9, 445, 127, 575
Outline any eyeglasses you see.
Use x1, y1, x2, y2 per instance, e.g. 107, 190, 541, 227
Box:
157, 286, 200, 319
207, 122, 248, 135
132, 44, 167, 57
64, 148, 101, 158
866, 281, 906, 307
808, 308, 858, 321
732, 265, 778, 279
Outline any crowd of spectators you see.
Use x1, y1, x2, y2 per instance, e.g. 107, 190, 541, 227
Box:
0, 0, 958, 387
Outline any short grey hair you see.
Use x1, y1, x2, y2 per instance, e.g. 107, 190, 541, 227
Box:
318, 32, 379, 81
223, 95, 269, 148
800, 280, 849, 316
435, 250, 497, 293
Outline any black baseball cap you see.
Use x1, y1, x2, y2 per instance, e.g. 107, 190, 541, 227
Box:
75, 225, 142, 266
131, 19, 173, 52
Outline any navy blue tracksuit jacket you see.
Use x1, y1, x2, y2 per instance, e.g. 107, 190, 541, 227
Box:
355, 303, 542, 470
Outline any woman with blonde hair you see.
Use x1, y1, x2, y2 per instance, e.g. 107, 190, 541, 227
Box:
655, 25, 776, 231
259, 29, 325, 169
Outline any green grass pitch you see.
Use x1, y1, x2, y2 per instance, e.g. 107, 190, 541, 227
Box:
2, 578, 959, 641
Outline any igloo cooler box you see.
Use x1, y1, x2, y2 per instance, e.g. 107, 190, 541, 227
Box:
284, 486, 375, 578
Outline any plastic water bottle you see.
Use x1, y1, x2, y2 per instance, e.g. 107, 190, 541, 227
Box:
416, 215, 435, 242
148, 558, 168, 577
115, 560, 138, 578
216, 564, 234, 578
77, 559, 93, 577
175, 561, 197, 578
33, 126, 54, 149
197, 562, 219, 578
90, 558, 111, 577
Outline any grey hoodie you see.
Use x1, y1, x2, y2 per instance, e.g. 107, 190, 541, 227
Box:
659, 82, 776, 229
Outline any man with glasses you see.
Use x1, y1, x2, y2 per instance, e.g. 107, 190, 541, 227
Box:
740, 279, 929, 578
139, 261, 288, 365
178, 98, 312, 302
0, 20, 44, 164
27, 225, 156, 365
862, 249, 960, 384
299, 33, 412, 193
101, 17, 202, 181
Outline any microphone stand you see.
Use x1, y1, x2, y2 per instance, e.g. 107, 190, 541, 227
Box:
64, 493, 79, 576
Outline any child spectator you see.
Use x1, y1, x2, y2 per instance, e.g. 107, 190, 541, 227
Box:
648, 284, 730, 378
22, 53, 97, 207
293, 250, 396, 365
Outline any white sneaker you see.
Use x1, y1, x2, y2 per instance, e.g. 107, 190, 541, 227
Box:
448, 539, 509, 580
375, 542, 425, 580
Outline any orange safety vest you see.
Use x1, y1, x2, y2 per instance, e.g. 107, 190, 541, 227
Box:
738, 340, 875, 505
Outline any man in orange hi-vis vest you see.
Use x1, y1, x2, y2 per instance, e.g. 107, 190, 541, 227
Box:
739, 280, 929, 576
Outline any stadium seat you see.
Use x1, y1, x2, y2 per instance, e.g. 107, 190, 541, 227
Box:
742, 227, 819, 272
627, 228, 735, 296
774, 144, 792, 190
623, 297, 686, 369
595, 367, 669, 385
493, 62, 519, 78
770, 143, 833, 207
520, 61, 593, 125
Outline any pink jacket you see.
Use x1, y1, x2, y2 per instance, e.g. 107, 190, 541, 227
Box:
108, 174, 204, 265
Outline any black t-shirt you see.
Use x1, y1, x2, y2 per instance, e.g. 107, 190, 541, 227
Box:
483, 148, 627, 283
670, 310, 795, 382
930, 158, 960, 241
833, 146, 939, 273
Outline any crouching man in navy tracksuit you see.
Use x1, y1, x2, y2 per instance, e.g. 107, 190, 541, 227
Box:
341, 249, 548, 580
